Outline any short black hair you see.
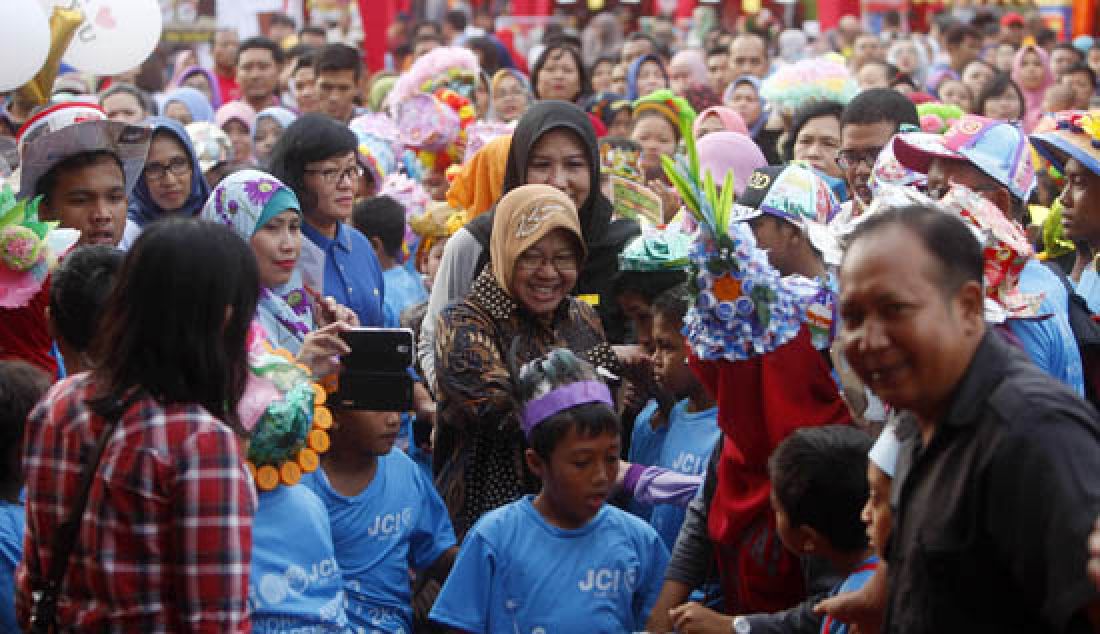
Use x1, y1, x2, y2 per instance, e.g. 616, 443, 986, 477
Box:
36, 150, 124, 204
783, 100, 844, 163
841, 88, 919, 132
516, 349, 619, 460
1052, 42, 1084, 62
1036, 29, 1058, 50
612, 270, 687, 302
532, 44, 590, 101
466, 37, 502, 76
945, 24, 981, 49
1064, 62, 1097, 88
315, 43, 362, 80
626, 32, 668, 59
444, 9, 468, 32
976, 72, 1025, 122
0, 360, 51, 480
843, 204, 983, 298
294, 50, 318, 74
352, 195, 406, 257
238, 36, 285, 66
269, 13, 296, 29
299, 25, 326, 39
768, 425, 873, 552
49, 245, 125, 353
268, 113, 358, 214
652, 283, 691, 324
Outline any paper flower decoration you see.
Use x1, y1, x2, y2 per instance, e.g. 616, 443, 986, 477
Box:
619, 225, 693, 272
242, 343, 333, 491
0, 186, 78, 308
917, 102, 964, 134
760, 57, 859, 112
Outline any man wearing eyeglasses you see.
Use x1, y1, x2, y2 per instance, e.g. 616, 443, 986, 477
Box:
836, 89, 919, 221
892, 114, 1085, 396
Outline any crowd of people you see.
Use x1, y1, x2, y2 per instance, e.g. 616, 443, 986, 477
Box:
4, 3, 1100, 632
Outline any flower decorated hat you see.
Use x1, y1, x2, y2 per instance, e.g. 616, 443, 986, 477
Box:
1029, 110, 1100, 178
0, 186, 79, 308
760, 57, 859, 112
619, 224, 693, 272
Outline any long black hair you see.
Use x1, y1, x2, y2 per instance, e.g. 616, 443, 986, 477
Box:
90, 218, 259, 430
267, 113, 358, 214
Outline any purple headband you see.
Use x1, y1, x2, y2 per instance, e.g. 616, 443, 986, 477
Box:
520, 380, 614, 437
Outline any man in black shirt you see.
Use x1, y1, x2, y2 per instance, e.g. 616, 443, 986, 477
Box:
835, 204, 1100, 632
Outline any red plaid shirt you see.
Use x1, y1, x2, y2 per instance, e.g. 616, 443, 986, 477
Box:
16, 374, 256, 632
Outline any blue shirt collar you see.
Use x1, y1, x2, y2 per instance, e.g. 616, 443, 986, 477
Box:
302, 220, 353, 253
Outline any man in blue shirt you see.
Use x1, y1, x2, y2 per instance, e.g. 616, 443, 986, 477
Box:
300, 219, 386, 328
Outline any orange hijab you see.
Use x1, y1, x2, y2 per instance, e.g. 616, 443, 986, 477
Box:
446, 134, 511, 219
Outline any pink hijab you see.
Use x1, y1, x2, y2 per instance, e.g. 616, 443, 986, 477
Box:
693, 106, 750, 137
1011, 45, 1054, 133
697, 131, 768, 197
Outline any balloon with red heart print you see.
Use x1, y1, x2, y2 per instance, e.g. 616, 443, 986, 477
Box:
39, 0, 162, 76
0, 1, 50, 92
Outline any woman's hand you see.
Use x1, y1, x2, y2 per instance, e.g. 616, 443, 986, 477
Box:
313, 295, 359, 329
297, 322, 352, 378
668, 602, 733, 634
649, 179, 682, 224
613, 344, 654, 386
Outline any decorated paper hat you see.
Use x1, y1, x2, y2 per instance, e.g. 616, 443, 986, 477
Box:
868, 133, 931, 198
893, 114, 1036, 202
916, 102, 964, 135
760, 57, 858, 112
353, 129, 396, 188
239, 342, 333, 491
0, 186, 79, 308
633, 89, 697, 136
618, 225, 693, 272
185, 122, 232, 172
465, 121, 514, 163
18, 102, 151, 199
1029, 110, 1100, 178
599, 138, 644, 183
397, 93, 461, 152
385, 46, 480, 111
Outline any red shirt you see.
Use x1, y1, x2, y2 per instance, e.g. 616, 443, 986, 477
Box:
216, 70, 241, 104
17, 374, 255, 632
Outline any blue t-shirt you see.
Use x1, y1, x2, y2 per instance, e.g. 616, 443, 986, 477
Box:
1008, 259, 1084, 396
0, 501, 23, 634
1076, 265, 1100, 314
430, 496, 670, 633
301, 221, 386, 327
303, 449, 456, 633
821, 556, 879, 634
382, 265, 428, 328
627, 400, 667, 521
249, 485, 347, 633
649, 400, 720, 550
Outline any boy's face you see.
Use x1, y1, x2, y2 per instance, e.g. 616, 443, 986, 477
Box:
616, 290, 656, 354
652, 311, 692, 398
862, 463, 893, 557
528, 427, 620, 528
335, 409, 402, 456
770, 487, 809, 555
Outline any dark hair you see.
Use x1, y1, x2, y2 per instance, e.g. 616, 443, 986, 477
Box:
891, 73, 918, 92
589, 54, 618, 77
862, 59, 896, 78
444, 9, 468, 32
90, 218, 258, 430
612, 269, 687, 302
883, 9, 901, 27
962, 58, 996, 85
783, 100, 844, 163
768, 425, 872, 552
1065, 62, 1097, 88
238, 36, 285, 66
284, 43, 315, 63
652, 283, 691, 324
976, 72, 1025, 121
945, 24, 981, 49
98, 82, 155, 118
625, 31, 662, 56
413, 20, 442, 39
841, 88, 919, 131
315, 43, 362, 80
300, 26, 326, 40
466, 37, 502, 76
516, 349, 619, 459
1052, 42, 1084, 62
35, 150, 124, 203
0, 360, 51, 480
532, 44, 590, 101
268, 113, 357, 213
844, 204, 983, 297
294, 50, 318, 74
1036, 29, 1058, 51
269, 13, 296, 29
49, 246, 124, 354
706, 45, 728, 60
352, 195, 406, 257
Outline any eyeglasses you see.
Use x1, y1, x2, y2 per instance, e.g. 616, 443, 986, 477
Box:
144, 156, 191, 182
926, 182, 1000, 200
515, 251, 579, 273
305, 165, 363, 185
835, 147, 885, 170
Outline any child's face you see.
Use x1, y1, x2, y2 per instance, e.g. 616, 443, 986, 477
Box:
652, 311, 693, 398
770, 487, 807, 555
530, 427, 620, 528
616, 290, 656, 354
333, 409, 402, 456
862, 463, 893, 557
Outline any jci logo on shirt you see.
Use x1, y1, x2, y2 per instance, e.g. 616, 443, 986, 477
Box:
577, 566, 639, 596
255, 557, 341, 607
367, 507, 414, 539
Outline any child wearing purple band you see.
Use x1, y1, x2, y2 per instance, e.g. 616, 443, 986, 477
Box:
430, 349, 669, 633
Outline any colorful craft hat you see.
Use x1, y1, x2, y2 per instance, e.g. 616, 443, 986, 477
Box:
185, 121, 232, 172
17, 102, 151, 199
353, 129, 396, 187
868, 133, 930, 198
599, 138, 644, 183
633, 89, 697, 135
618, 225, 693, 272
465, 121, 514, 163
916, 102, 964, 135
893, 114, 1037, 202
1029, 110, 1100, 178
759, 57, 859, 112
0, 186, 79, 308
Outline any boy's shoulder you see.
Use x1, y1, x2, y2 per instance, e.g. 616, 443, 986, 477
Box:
600, 504, 662, 543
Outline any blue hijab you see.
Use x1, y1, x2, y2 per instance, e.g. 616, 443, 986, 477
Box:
728, 75, 770, 138
163, 86, 215, 123
626, 53, 669, 101
128, 117, 212, 227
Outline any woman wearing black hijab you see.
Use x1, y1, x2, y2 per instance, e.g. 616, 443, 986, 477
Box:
418, 100, 640, 388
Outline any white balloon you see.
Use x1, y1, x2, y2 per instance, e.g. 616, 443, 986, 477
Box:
62, 0, 163, 76
0, 2, 51, 92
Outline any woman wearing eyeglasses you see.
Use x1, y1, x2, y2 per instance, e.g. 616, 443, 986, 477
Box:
127, 117, 211, 239
268, 113, 385, 327
434, 184, 621, 538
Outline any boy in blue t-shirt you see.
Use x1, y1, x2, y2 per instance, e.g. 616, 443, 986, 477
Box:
302, 407, 457, 633
352, 195, 429, 329
646, 285, 719, 550
430, 349, 669, 633
0, 361, 51, 634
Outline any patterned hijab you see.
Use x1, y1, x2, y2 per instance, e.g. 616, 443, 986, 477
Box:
200, 169, 314, 352
490, 184, 585, 297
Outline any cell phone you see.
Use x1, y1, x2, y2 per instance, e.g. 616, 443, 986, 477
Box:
333, 328, 415, 411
